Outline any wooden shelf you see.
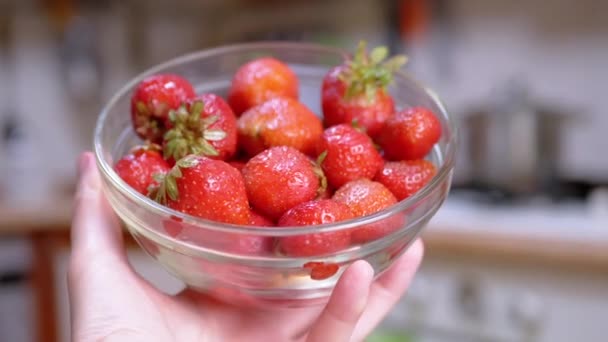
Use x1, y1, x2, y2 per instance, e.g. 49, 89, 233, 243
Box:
422, 228, 608, 273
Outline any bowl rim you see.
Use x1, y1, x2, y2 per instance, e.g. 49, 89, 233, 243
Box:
93, 41, 457, 236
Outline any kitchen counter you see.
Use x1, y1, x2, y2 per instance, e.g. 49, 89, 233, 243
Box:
2, 194, 607, 342
0, 198, 73, 234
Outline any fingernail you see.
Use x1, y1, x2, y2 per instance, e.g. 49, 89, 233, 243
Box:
352, 260, 374, 313
356, 260, 375, 280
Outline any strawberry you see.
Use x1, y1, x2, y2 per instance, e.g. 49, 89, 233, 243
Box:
303, 262, 340, 280
374, 160, 437, 201
222, 233, 273, 255
237, 97, 323, 157
332, 179, 401, 244
130, 74, 196, 143
277, 199, 353, 257
163, 94, 237, 163
317, 123, 383, 189
228, 160, 246, 172
228, 57, 299, 116
377, 107, 442, 161
183, 209, 274, 255
249, 210, 275, 227
218, 210, 275, 255
242, 146, 324, 220
321, 41, 407, 138
151, 155, 250, 225
162, 215, 184, 237
114, 144, 171, 195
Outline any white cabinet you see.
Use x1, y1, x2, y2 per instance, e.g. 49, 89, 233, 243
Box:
381, 252, 608, 342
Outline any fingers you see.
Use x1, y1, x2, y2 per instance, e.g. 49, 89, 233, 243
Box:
351, 239, 424, 341
71, 152, 126, 268
306, 260, 374, 342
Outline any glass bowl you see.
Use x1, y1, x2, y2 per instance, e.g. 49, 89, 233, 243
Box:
93, 42, 456, 308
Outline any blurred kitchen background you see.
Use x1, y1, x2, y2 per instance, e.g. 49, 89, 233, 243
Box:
0, 0, 607, 341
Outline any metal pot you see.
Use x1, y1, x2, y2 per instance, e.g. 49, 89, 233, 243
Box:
463, 81, 572, 197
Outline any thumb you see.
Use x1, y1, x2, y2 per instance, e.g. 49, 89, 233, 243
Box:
306, 260, 374, 342
70, 152, 126, 274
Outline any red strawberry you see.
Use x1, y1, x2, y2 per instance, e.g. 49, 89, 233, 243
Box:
277, 199, 352, 257
223, 234, 273, 255
375, 160, 437, 201
187, 210, 274, 255
242, 146, 323, 220
377, 107, 442, 161
130, 74, 196, 143
249, 210, 275, 227
333, 179, 401, 244
317, 123, 383, 189
228, 57, 299, 116
218, 210, 275, 255
303, 262, 340, 280
151, 155, 250, 225
114, 144, 171, 195
321, 41, 407, 138
162, 215, 184, 237
237, 97, 323, 157
163, 94, 237, 163
228, 160, 246, 172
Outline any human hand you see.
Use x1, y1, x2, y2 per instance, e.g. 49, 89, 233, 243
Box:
68, 152, 423, 342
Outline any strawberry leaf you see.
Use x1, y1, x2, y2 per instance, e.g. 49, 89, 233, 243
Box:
203, 129, 227, 141
353, 41, 367, 64
136, 101, 149, 115
152, 102, 168, 117
128, 142, 162, 154
152, 173, 165, 184
350, 119, 367, 134
317, 150, 328, 166
341, 40, 408, 103
190, 100, 204, 116
153, 157, 197, 205
370, 46, 388, 64
201, 115, 219, 127
383, 55, 408, 72
312, 153, 329, 198
165, 175, 178, 201
177, 155, 200, 168
162, 100, 227, 160
193, 138, 219, 156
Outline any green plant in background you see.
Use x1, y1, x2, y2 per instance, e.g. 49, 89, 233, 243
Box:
367, 330, 415, 342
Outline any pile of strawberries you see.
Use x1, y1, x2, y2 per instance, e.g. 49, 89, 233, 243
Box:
115, 42, 442, 258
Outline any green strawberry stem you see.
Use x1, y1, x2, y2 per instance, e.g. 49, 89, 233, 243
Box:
129, 141, 162, 154
149, 155, 200, 204
339, 40, 408, 102
134, 101, 164, 140
313, 151, 329, 198
163, 100, 227, 161
350, 119, 366, 133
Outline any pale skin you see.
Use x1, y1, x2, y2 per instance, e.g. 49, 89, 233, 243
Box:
68, 152, 424, 342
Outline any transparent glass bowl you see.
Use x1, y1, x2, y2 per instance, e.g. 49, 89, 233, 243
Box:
93, 42, 456, 308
